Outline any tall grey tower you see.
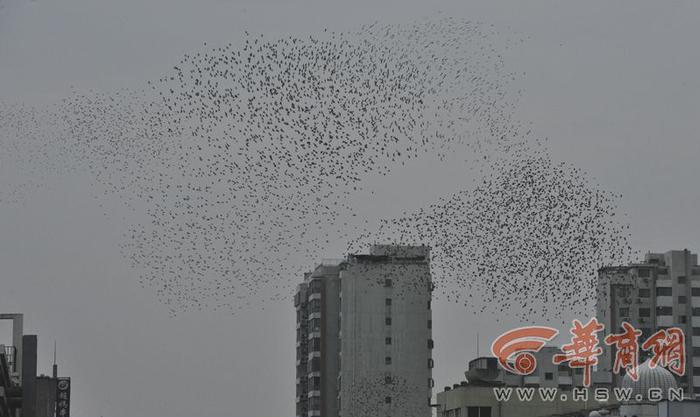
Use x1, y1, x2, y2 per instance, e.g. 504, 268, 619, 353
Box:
597, 249, 700, 394
294, 245, 434, 417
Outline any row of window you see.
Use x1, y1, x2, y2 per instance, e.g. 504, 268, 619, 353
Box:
444, 407, 492, 417
620, 306, 700, 317
631, 287, 700, 297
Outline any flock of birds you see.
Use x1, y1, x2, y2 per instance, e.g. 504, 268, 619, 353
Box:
344, 374, 422, 417
0, 18, 633, 320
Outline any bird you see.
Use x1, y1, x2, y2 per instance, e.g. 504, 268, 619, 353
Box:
0, 17, 634, 321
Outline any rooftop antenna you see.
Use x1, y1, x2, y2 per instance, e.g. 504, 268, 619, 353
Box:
476, 332, 480, 357
52, 340, 57, 378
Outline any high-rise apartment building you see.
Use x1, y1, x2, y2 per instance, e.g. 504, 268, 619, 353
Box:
294, 245, 433, 417
597, 249, 700, 393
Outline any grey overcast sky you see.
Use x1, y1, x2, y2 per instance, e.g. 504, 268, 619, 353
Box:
1, 0, 699, 416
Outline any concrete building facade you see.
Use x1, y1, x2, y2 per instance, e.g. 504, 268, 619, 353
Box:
294, 245, 433, 417
596, 250, 700, 393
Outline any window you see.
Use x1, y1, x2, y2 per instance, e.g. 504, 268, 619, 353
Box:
679, 296, 687, 304
384, 279, 392, 288
385, 356, 392, 365
385, 337, 392, 345
619, 307, 629, 317
679, 276, 687, 284
639, 308, 651, 317
639, 288, 651, 297
656, 306, 673, 316
467, 407, 490, 417
680, 315, 688, 324
638, 269, 650, 278
385, 317, 392, 326
428, 339, 434, 349
545, 372, 553, 380
428, 320, 432, 329
428, 358, 434, 369
310, 279, 322, 293
693, 328, 700, 336
694, 367, 700, 376
310, 357, 321, 372
657, 287, 672, 296
693, 288, 700, 296
385, 396, 391, 404
693, 308, 700, 316
428, 300, 431, 310
385, 298, 392, 306
454, 409, 461, 417
385, 376, 393, 384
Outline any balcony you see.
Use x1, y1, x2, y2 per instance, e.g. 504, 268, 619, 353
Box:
558, 376, 573, 386
524, 376, 540, 385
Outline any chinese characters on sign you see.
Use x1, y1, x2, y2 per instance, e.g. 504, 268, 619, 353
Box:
56, 377, 71, 417
491, 318, 686, 387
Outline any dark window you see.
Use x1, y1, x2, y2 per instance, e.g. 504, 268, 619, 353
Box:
384, 279, 393, 288
693, 288, 700, 296
679, 296, 687, 304
428, 300, 431, 310
428, 358, 434, 369
693, 328, 700, 336
638, 269, 650, 278
639, 308, 651, 317
385, 356, 392, 365
678, 276, 687, 284
657, 287, 672, 296
619, 307, 629, 317
385, 396, 391, 404
385, 298, 392, 306
656, 306, 673, 316
480, 408, 492, 417
467, 407, 479, 417
680, 315, 688, 324
428, 339, 434, 349
385, 337, 392, 345
694, 347, 700, 357
639, 288, 651, 297
310, 357, 321, 372
428, 320, 432, 329
694, 367, 700, 376
545, 372, 553, 380
385, 376, 392, 384
693, 308, 700, 316
385, 317, 392, 326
